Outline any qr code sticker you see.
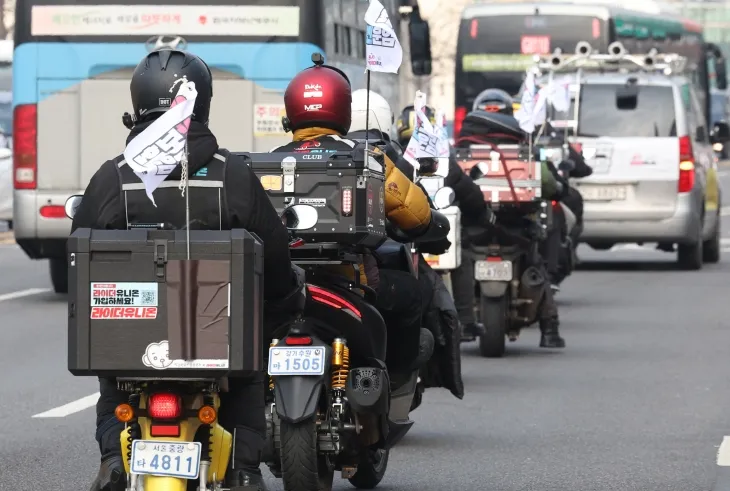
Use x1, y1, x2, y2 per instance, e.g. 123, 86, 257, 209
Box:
140, 291, 156, 305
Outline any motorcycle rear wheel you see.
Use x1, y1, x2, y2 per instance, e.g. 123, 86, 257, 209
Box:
348, 447, 389, 489
280, 417, 334, 491
479, 295, 508, 358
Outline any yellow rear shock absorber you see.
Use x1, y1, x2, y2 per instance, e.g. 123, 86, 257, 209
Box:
269, 339, 279, 391
331, 338, 350, 389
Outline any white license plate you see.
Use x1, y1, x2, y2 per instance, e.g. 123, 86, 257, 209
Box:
578, 185, 627, 201
475, 260, 513, 281
268, 346, 326, 376
130, 440, 201, 479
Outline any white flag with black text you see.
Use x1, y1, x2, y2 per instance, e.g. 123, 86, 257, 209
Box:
123, 80, 197, 206
364, 0, 403, 74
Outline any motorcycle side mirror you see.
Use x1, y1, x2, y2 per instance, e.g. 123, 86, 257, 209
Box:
281, 204, 319, 231
65, 195, 83, 219
433, 186, 455, 209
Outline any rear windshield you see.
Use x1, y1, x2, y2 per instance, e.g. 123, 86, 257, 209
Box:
577, 84, 677, 138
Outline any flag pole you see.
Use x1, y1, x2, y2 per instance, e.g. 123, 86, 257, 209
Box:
364, 69, 371, 152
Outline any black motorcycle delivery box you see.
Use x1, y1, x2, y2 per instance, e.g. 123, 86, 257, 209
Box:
67, 228, 264, 378
238, 147, 387, 248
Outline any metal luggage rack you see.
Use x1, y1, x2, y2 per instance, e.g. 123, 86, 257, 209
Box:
534, 40, 692, 76
290, 242, 365, 265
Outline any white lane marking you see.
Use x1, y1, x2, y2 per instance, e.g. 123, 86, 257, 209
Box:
718, 436, 730, 466
32, 392, 100, 418
0, 288, 52, 302
721, 206, 730, 217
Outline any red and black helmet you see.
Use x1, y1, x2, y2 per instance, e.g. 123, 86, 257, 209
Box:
283, 53, 352, 134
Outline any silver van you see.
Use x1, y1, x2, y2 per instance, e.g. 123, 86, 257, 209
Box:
571, 72, 725, 270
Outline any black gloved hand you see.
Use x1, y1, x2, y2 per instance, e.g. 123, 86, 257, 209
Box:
525, 219, 547, 242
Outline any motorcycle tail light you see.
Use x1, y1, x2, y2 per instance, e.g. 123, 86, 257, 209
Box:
150, 424, 180, 437
341, 187, 353, 217
148, 393, 182, 420
285, 336, 313, 346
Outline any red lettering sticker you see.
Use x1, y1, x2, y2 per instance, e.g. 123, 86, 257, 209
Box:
521, 35, 551, 55
90, 307, 158, 319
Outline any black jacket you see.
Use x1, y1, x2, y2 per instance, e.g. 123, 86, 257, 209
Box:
71, 121, 298, 304
445, 148, 487, 225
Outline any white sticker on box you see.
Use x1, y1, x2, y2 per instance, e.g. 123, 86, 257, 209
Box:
142, 341, 229, 370
90, 282, 158, 306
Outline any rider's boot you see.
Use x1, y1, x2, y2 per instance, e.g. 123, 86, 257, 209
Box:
89, 455, 126, 491
461, 322, 486, 341
226, 426, 269, 491
539, 317, 566, 348
228, 470, 269, 491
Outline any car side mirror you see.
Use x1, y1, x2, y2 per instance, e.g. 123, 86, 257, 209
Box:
408, 8, 432, 77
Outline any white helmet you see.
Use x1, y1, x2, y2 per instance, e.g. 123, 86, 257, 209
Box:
350, 89, 394, 135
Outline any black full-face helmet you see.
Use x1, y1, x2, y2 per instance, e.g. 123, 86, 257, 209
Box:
472, 88, 514, 116
129, 49, 213, 125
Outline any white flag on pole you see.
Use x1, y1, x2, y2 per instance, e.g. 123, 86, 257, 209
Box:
403, 91, 442, 165
514, 70, 537, 133
123, 79, 198, 206
364, 0, 403, 74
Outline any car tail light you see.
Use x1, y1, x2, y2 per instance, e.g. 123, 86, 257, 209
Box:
678, 135, 695, 193
454, 106, 467, 140
148, 393, 182, 420
470, 19, 478, 39
551, 200, 559, 208
39, 205, 66, 218
13, 104, 37, 190
150, 424, 180, 437
486, 256, 503, 262
308, 284, 362, 318
285, 336, 313, 346
341, 186, 353, 217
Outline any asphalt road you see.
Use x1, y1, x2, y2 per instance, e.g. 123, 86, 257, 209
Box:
4, 173, 730, 491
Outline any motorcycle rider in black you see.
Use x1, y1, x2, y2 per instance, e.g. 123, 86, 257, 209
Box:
395, 104, 494, 341
455, 88, 565, 348
73, 49, 302, 491
347, 90, 464, 401
271, 57, 435, 380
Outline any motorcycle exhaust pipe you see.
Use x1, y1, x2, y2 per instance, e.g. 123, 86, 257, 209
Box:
575, 41, 592, 56
608, 41, 626, 58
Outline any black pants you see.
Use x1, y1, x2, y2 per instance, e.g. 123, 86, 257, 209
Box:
375, 268, 423, 372
451, 247, 476, 326
96, 373, 266, 475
